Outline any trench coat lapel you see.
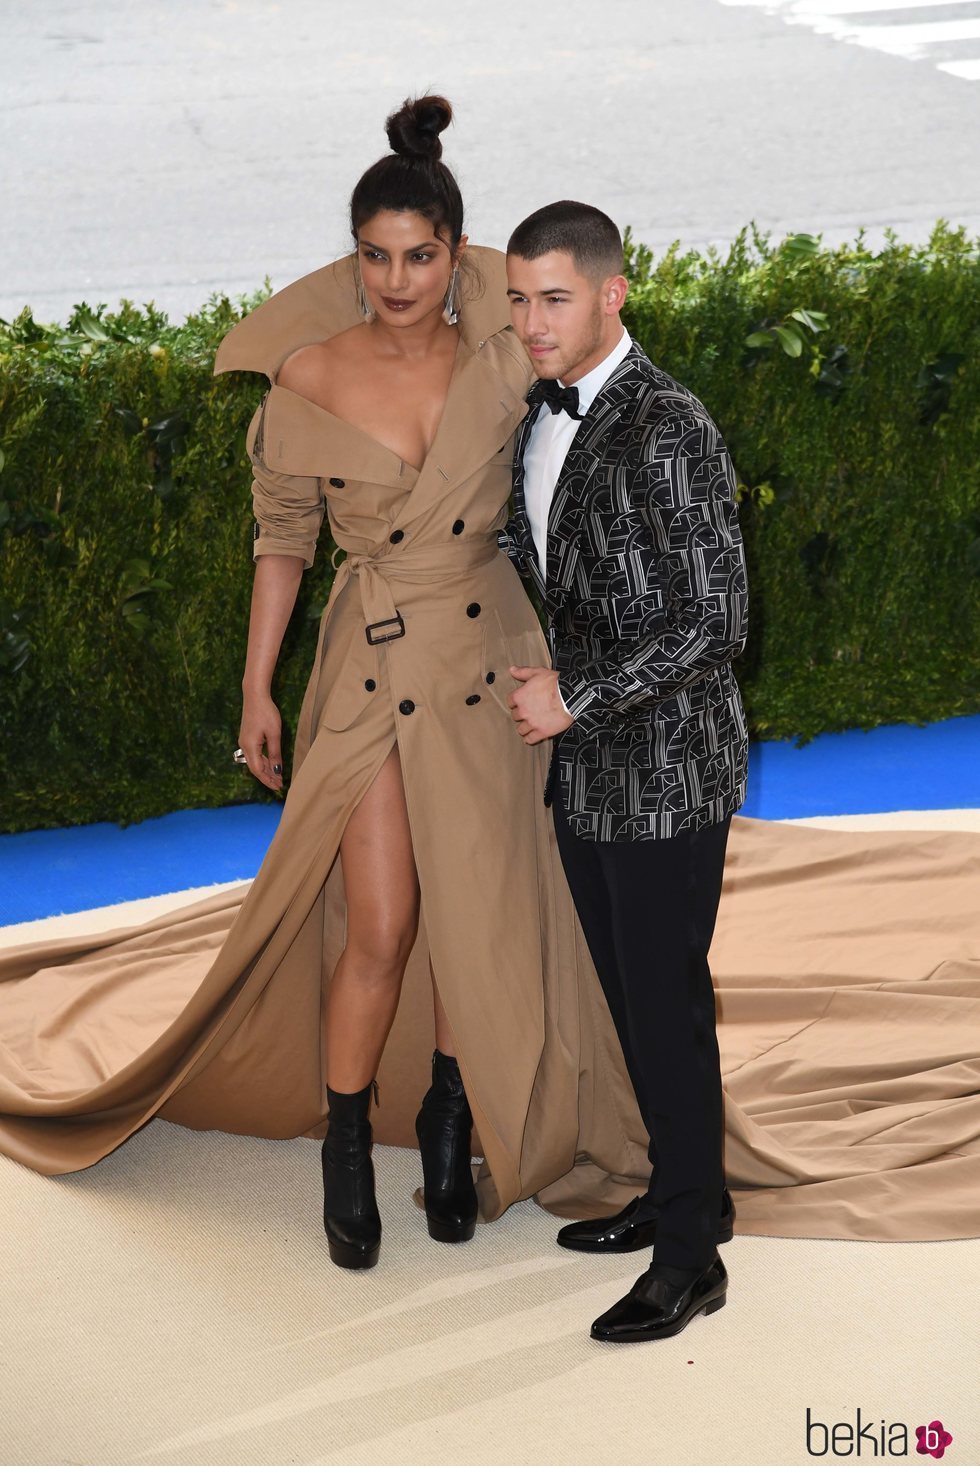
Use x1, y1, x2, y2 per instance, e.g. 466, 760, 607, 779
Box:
391, 340, 527, 533
251, 352, 525, 516
215, 244, 528, 532
259, 386, 412, 489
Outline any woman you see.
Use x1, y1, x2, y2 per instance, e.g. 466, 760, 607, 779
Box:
0, 97, 649, 1264
223, 93, 562, 1269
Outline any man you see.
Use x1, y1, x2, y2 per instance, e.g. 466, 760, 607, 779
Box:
502, 201, 748, 1342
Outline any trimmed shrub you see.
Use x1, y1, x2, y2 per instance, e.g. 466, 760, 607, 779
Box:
622, 224, 980, 741
1, 225, 978, 833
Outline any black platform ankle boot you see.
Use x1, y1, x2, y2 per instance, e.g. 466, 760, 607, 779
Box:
321, 1081, 381, 1270
415, 1050, 478, 1244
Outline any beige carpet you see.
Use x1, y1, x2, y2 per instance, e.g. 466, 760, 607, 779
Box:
2, 810, 978, 1466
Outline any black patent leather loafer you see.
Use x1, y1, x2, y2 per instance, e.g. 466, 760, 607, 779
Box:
591, 1255, 728, 1342
557, 1190, 735, 1254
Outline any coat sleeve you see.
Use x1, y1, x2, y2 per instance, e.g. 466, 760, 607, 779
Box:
246, 399, 326, 569
557, 413, 747, 734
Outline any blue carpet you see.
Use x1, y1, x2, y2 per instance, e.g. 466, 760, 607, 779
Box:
741, 712, 980, 820
2, 714, 978, 925
1, 804, 282, 926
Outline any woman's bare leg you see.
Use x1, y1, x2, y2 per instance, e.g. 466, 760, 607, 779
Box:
432, 977, 456, 1058
325, 745, 420, 1092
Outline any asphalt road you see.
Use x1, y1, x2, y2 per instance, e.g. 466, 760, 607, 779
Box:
2, 0, 979, 322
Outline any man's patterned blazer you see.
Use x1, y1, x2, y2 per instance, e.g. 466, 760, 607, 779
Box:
500, 341, 749, 842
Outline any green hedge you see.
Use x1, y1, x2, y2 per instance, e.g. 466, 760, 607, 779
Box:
1, 224, 978, 833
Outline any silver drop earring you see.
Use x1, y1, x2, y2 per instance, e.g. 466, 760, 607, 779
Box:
356, 272, 374, 321
442, 264, 460, 326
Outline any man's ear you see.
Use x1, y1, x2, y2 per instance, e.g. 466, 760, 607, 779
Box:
602, 274, 629, 314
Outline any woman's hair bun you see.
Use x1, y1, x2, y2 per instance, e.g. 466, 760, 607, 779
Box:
385, 95, 453, 162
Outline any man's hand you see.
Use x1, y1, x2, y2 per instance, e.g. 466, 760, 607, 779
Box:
507, 666, 574, 745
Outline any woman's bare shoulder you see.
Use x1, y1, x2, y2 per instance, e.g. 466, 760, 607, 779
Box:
277, 326, 369, 401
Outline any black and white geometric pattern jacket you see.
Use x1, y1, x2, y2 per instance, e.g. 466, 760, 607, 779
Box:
500, 342, 749, 842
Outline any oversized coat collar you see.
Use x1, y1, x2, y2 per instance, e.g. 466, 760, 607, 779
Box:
214, 247, 529, 530
213, 245, 515, 377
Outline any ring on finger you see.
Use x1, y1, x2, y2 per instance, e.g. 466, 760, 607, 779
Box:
232, 747, 248, 766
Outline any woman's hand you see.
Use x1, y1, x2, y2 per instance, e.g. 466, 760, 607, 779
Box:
238, 691, 285, 792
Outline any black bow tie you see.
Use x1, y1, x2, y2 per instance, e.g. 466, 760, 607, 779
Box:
529, 378, 583, 420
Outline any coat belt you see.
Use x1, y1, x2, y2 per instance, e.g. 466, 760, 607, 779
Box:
324, 537, 501, 640
302, 536, 503, 749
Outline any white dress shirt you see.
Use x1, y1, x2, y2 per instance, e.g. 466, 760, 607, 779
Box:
523, 327, 633, 581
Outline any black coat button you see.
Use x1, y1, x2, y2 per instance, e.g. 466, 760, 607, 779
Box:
466, 694, 481, 706
452, 519, 465, 535
364, 679, 376, 692
466, 603, 481, 618
399, 699, 415, 716
485, 671, 495, 684
389, 529, 405, 544
329, 477, 345, 488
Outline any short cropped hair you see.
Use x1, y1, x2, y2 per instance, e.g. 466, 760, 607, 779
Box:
507, 201, 624, 282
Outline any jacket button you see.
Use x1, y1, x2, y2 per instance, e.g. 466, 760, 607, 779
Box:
329, 477, 345, 488
452, 519, 465, 535
364, 679, 376, 692
466, 694, 481, 706
466, 603, 481, 618
389, 529, 405, 543
485, 671, 495, 684
399, 699, 415, 716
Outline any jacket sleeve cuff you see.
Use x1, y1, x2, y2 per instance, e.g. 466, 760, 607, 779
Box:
557, 674, 597, 721
558, 674, 632, 738
252, 534, 316, 569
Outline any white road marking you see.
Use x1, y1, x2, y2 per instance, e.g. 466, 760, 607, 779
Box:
825, 17, 980, 52
722, 0, 978, 7
938, 55, 980, 74
718, 0, 980, 78
793, 0, 979, 12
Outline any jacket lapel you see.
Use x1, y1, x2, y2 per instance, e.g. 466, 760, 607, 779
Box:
511, 404, 545, 598
544, 441, 596, 614
545, 346, 649, 612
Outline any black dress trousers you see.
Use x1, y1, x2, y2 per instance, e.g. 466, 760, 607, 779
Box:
552, 783, 731, 1271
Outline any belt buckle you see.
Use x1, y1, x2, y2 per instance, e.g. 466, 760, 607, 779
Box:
365, 612, 405, 646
